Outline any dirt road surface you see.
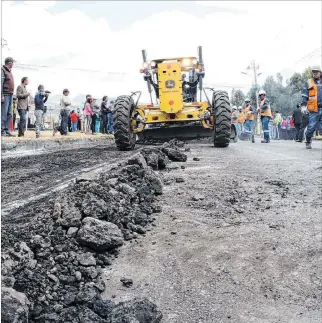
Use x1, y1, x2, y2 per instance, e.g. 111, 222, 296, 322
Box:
102, 140, 322, 323
2, 139, 321, 322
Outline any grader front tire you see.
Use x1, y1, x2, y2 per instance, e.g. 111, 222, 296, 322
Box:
212, 91, 232, 148
113, 95, 136, 151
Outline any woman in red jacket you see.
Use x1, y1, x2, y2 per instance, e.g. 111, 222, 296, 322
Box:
70, 110, 78, 132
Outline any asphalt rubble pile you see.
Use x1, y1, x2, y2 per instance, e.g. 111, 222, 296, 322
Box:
1, 140, 187, 323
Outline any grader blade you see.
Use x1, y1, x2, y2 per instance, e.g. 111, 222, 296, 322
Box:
137, 124, 213, 142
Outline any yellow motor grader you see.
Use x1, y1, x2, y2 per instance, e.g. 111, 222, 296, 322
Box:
113, 46, 236, 150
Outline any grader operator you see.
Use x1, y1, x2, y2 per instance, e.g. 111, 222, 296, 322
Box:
112, 46, 235, 150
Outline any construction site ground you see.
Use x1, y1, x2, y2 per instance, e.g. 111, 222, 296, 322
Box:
1, 139, 322, 322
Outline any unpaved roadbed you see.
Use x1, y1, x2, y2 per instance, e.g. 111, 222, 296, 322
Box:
102, 140, 322, 323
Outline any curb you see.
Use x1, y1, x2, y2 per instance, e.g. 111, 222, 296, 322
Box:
1, 136, 115, 156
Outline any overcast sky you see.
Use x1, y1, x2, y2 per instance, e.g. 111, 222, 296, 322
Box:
2, 1, 322, 102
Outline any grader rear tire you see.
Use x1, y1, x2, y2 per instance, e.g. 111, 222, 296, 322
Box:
212, 91, 232, 147
113, 95, 136, 151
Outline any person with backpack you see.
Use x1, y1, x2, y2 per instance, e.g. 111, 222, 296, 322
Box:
34, 85, 49, 138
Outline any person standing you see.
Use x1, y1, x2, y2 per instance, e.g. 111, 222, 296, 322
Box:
107, 100, 114, 134
237, 106, 244, 138
84, 97, 93, 134
77, 108, 84, 132
257, 90, 272, 143
91, 101, 100, 134
12, 95, 17, 130
274, 110, 282, 140
281, 116, 287, 140
70, 110, 78, 132
244, 98, 254, 140
301, 65, 322, 149
16, 77, 31, 137
100, 96, 109, 134
299, 108, 309, 142
292, 104, 303, 142
59, 89, 71, 135
1, 57, 15, 136
34, 85, 49, 138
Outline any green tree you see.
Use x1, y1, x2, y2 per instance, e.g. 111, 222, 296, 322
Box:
231, 88, 246, 107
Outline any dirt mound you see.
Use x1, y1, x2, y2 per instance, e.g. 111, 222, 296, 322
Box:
1, 147, 187, 322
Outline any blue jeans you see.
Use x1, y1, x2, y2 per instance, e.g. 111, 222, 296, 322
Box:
18, 109, 27, 135
95, 120, 100, 133
261, 116, 270, 141
236, 123, 242, 137
306, 109, 322, 140
1, 94, 13, 134
244, 120, 253, 138
107, 113, 114, 133
72, 122, 78, 132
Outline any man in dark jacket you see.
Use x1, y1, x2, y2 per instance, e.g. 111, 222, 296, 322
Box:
1, 57, 15, 136
292, 104, 303, 142
34, 85, 49, 138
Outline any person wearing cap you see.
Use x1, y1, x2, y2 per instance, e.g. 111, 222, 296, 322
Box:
257, 90, 272, 143
301, 65, 322, 149
59, 89, 71, 135
244, 98, 254, 140
16, 77, 31, 137
1, 57, 15, 136
34, 85, 49, 138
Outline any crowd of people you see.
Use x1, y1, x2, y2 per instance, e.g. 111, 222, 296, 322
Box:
1, 57, 115, 138
53, 91, 115, 137
231, 65, 322, 148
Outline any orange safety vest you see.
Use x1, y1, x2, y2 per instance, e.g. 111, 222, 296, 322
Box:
307, 78, 319, 112
231, 111, 238, 123
245, 105, 254, 121
259, 99, 272, 117
237, 111, 245, 123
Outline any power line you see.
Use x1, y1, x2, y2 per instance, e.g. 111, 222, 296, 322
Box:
14, 63, 127, 75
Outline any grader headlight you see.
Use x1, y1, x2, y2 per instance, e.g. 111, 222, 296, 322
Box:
182, 58, 191, 66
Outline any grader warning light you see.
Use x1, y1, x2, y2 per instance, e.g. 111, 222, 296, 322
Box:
112, 46, 236, 150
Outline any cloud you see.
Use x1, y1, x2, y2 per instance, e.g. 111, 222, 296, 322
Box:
2, 1, 321, 103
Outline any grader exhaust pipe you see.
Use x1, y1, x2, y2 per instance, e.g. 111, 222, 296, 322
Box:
142, 49, 154, 105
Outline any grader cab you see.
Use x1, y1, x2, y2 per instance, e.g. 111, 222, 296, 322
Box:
113, 46, 236, 150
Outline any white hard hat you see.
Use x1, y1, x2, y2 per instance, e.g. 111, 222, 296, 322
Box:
258, 90, 266, 96
311, 65, 322, 73
232, 106, 237, 110
245, 98, 250, 102
238, 106, 242, 110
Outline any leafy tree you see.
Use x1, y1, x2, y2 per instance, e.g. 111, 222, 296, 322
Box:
231, 88, 246, 107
